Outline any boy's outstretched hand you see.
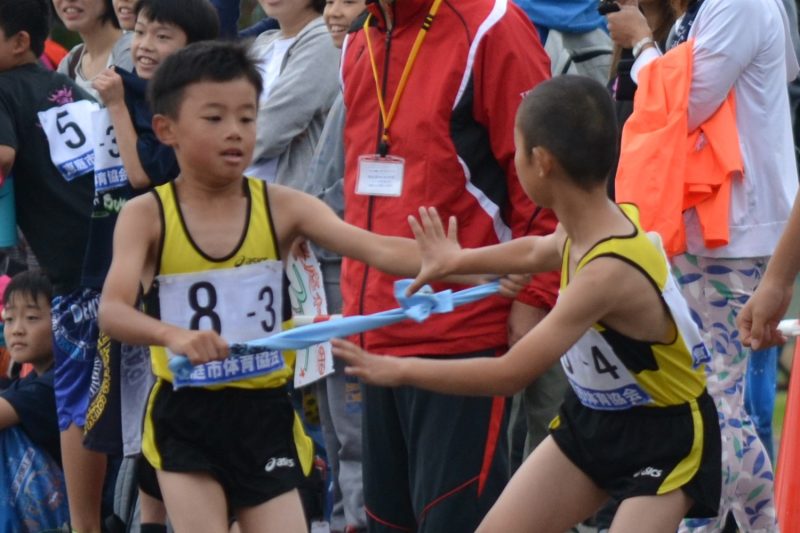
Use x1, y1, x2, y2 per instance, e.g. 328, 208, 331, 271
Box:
331, 338, 403, 387
406, 207, 462, 296
167, 329, 230, 366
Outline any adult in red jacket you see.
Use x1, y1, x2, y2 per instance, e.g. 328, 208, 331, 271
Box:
340, 0, 557, 530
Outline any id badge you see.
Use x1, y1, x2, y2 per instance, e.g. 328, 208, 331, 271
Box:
356, 155, 405, 197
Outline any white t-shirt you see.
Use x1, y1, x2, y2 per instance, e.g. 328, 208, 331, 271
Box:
633, 0, 800, 258
247, 37, 296, 183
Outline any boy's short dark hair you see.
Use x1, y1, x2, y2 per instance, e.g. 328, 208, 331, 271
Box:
3, 271, 53, 307
0, 0, 50, 57
311, 0, 326, 13
134, 0, 220, 44
148, 40, 263, 118
516, 75, 618, 189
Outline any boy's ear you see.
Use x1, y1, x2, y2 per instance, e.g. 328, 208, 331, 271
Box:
11, 31, 31, 57
532, 146, 554, 177
152, 114, 178, 147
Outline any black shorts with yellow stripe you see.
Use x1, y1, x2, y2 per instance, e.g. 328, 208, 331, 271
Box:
142, 379, 312, 509
549, 388, 721, 518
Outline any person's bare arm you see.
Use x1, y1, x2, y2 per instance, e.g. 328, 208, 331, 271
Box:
0, 398, 20, 430
269, 184, 421, 277
739, 191, 800, 348
98, 195, 229, 364
93, 69, 151, 189
333, 258, 619, 396
404, 207, 564, 294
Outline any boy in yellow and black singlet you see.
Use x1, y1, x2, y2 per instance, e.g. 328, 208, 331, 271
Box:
97, 41, 430, 532
333, 75, 723, 533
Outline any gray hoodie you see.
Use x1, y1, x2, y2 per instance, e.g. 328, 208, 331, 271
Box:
250, 17, 341, 190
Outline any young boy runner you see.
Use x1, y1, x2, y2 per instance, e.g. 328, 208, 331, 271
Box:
98, 40, 442, 532
332, 75, 723, 533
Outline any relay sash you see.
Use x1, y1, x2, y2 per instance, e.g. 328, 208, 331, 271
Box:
168, 279, 501, 385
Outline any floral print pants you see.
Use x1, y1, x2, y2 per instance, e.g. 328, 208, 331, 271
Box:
672, 254, 777, 533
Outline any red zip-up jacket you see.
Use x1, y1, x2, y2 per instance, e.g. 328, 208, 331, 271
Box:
341, 0, 559, 356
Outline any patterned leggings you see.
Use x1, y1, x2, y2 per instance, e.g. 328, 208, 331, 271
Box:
672, 254, 778, 533
671, 254, 777, 532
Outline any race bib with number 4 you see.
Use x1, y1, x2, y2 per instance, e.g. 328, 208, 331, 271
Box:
38, 100, 99, 182
561, 330, 652, 411
157, 261, 286, 387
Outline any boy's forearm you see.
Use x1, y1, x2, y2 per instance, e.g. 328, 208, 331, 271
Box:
99, 298, 178, 348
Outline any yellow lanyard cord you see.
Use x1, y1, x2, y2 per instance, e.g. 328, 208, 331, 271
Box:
363, 0, 444, 150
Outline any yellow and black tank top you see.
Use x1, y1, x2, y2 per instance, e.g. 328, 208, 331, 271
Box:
145, 178, 294, 390
559, 204, 708, 410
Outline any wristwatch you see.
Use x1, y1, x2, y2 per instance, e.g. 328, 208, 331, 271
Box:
632, 36, 655, 58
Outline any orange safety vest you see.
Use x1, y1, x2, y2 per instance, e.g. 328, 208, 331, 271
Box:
615, 39, 743, 257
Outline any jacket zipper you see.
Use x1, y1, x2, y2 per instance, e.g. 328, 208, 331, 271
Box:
359, 5, 394, 346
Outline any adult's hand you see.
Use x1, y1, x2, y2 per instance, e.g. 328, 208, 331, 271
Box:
606, 3, 652, 49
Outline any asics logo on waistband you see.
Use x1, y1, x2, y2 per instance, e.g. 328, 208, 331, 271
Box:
633, 466, 663, 478
265, 457, 295, 472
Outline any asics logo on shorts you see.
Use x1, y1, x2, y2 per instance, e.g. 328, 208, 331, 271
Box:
265, 457, 295, 472
633, 466, 663, 478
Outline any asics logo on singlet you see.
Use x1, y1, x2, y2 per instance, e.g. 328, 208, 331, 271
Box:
265, 457, 295, 472
633, 467, 663, 479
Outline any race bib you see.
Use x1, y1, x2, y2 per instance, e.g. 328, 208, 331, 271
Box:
38, 100, 99, 182
92, 108, 128, 193
561, 330, 652, 410
157, 261, 286, 387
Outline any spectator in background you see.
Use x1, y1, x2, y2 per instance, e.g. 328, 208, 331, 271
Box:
0, 271, 70, 531
608, 0, 799, 530
246, 0, 339, 185
303, 0, 368, 530
339, 0, 558, 531
53, 0, 133, 102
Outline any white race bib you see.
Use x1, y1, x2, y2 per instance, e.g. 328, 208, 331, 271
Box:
157, 261, 286, 387
561, 330, 652, 410
38, 101, 99, 182
92, 108, 128, 193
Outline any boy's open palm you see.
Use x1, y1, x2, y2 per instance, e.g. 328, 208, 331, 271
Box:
406, 207, 461, 295
331, 339, 402, 387
167, 329, 230, 366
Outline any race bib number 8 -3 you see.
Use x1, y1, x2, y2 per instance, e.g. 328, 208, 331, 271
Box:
157, 261, 286, 386
38, 100, 100, 182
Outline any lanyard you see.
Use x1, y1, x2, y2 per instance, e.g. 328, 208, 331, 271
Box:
363, 0, 444, 155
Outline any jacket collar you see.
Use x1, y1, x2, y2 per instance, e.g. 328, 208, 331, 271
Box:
365, 0, 435, 32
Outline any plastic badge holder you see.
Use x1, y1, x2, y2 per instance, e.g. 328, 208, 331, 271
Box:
0, 174, 17, 248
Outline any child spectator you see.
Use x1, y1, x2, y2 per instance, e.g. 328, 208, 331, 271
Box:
0, 270, 71, 531
247, 0, 339, 184
0, 8, 99, 533
54, 0, 134, 102
333, 75, 723, 532
97, 40, 440, 532
0, 271, 59, 465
